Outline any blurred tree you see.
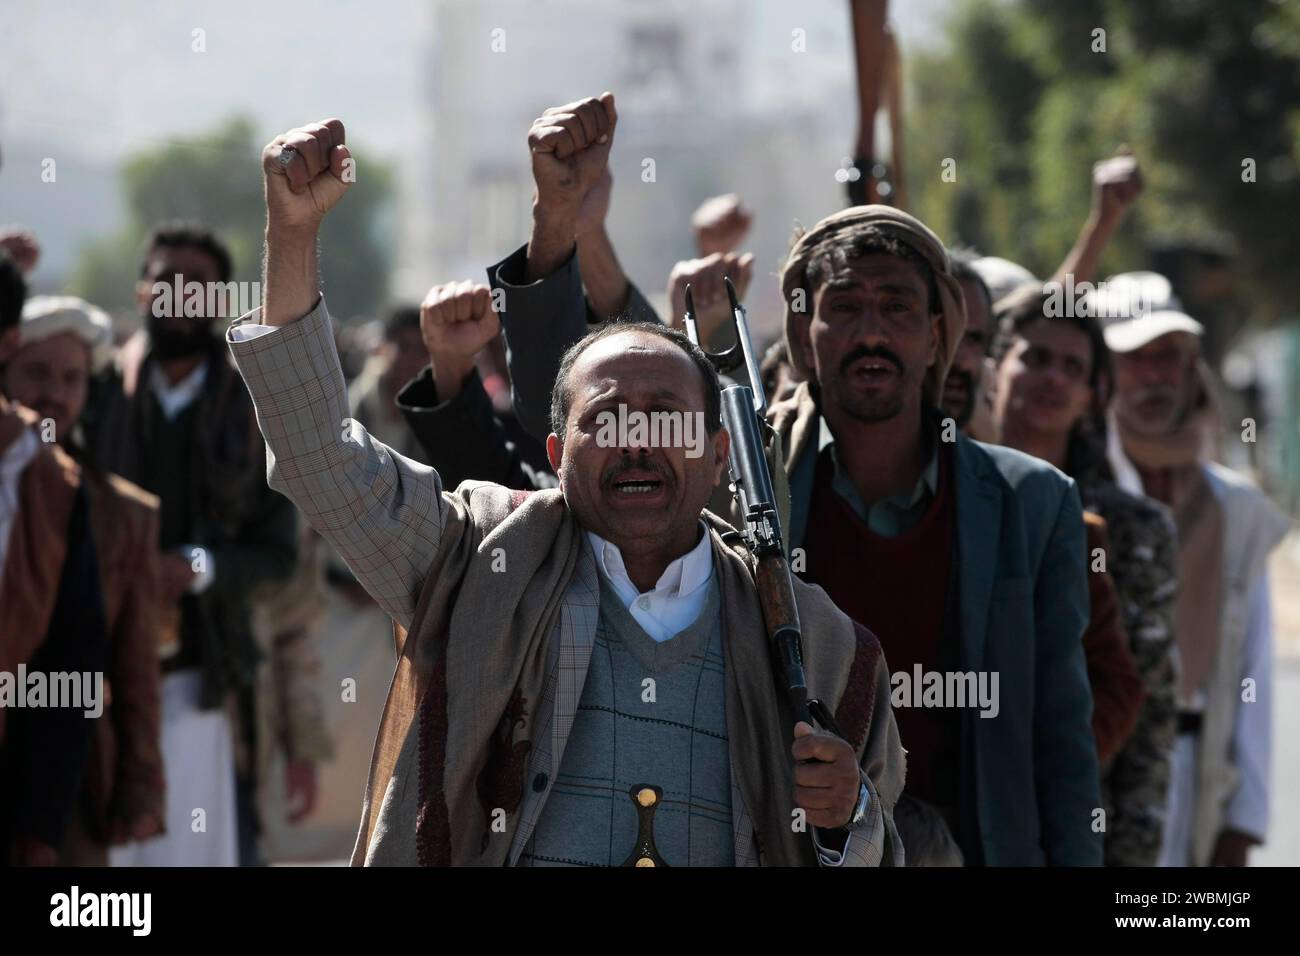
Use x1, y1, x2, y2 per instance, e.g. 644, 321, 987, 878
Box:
69, 116, 393, 323
906, 0, 1300, 325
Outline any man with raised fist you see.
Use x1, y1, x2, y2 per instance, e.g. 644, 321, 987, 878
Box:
690, 194, 753, 259
483, 94, 660, 442
227, 118, 905, 868
396, 279, 555, 492
666, 251, 755, 349
505, 192, 1104, 865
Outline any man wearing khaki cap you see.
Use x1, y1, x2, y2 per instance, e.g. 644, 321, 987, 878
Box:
1105, 303, 1291, 867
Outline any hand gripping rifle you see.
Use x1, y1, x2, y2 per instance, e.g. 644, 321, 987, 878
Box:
683, 279, 843, 739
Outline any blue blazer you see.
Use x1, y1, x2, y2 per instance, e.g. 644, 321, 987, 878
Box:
787, 428, 1103, 866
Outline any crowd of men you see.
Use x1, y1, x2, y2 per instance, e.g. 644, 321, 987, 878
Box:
1, 74, 1292, 866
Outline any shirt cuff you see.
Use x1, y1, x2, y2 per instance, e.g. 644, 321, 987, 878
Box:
229, 323, 276, 342
226, 297, 323, 343
812, 828, 852, 867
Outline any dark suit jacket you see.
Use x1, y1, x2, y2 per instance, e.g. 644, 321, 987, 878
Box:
487, 243, 658, 443
82, 331, 297, 710
397, 366, 555, 493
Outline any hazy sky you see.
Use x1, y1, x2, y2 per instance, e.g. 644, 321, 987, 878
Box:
0, 0, 951, 284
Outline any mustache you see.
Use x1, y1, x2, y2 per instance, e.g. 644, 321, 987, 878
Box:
602, 453, 669, 486
840, 345, 904, 377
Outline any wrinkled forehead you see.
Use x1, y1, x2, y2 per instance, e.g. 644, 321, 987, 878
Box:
570, 331, 706, 406
818, 251, 927, 298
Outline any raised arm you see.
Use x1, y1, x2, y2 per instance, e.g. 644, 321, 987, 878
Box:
397, 280, 551, 491
227, 119, 449, 631
574, 168, 637, 321
492, 94, 626, 442
691, 194, 753, 258
525, 93, 618, 282
1049, 149, 1143, 287
666, 251, 755, 353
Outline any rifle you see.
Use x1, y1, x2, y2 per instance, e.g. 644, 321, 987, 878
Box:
682, 278, 842, 738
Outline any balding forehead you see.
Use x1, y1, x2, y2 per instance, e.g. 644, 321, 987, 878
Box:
570, 329, 707, 402
578, 327, 680, 363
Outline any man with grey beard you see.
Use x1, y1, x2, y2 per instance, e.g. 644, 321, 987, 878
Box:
1106, 308, 1290, 866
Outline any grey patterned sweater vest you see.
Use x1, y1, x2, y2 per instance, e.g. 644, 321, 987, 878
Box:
520, 571, 734, 866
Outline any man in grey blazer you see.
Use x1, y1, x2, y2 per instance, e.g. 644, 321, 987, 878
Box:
490, 93, 1102, 866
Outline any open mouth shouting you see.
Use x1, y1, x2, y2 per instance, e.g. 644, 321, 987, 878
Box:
846, 353, 903, 389
605, 463, 671, 508
613, 478, 662, 495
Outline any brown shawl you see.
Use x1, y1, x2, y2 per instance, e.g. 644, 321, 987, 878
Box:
0, 398, 82, 745
353, 482, 902, 866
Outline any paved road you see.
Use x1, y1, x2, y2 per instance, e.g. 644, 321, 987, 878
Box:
1254, 654, 1299, 866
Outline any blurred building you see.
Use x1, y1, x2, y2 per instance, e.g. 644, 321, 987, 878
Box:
402, 0, 864, 344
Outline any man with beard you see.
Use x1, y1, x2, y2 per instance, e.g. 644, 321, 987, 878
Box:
82, 222, 299, 866
226, 115, 905, 867
771, 210, 1100, 866
2, 295, 165, 865
939, 250, 995, 440
1105, 309, 1290, 867
491, 92, 1101, 866
0, 252, 109, 866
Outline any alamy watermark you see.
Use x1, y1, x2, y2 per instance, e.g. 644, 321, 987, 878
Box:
50, 886, 151, 936
594, 404, 707, 459
1041, 273, 1155, 320
891, 665, 999, 719
0, 666, 103, 718
151, 274, 260, 318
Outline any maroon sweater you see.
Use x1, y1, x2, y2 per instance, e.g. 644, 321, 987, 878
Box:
802, 443, 960, 808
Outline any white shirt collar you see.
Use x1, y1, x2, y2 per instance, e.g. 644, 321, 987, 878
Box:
149, 359, 209, 422
587, 522, 713, 600
585, 522, 716, 642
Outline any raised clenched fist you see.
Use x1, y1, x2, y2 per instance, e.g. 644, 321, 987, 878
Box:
262, 119, 353, 233
691, 194, 753, 258
0, 228, 40, 274
528, 93, 617, 215
667, 251, 755, 346
1092, 147, 1143, 225
420, 280, 501, 363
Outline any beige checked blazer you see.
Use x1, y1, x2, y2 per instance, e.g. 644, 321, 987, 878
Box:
227, 299, 897, 867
